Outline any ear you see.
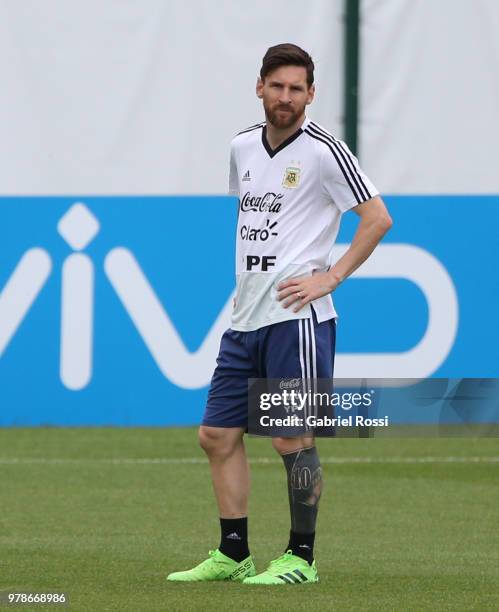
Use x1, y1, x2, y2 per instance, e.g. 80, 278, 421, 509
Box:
256, 77, 264, 99
306, 84, 315, 105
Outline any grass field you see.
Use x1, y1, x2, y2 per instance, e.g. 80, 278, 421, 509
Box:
1, 428, 498, 611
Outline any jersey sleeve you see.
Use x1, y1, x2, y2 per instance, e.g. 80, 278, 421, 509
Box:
228, 141, 239, 197
320, 139, 379, 212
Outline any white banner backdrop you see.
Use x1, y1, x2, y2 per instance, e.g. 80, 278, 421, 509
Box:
0, 0, 343, 195
360, 0, 499, 194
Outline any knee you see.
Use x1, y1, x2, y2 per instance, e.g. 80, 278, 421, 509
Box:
272, 436, 314, 455
198, 426, 240, 460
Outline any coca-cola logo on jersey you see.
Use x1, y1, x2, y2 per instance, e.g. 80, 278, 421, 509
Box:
240, 191, 283, 213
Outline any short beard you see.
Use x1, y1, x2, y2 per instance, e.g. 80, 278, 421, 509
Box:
264, 101, 305, 129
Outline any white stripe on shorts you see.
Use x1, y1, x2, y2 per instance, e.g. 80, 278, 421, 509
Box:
298, 320, 307, 423
309, 315, 318, 418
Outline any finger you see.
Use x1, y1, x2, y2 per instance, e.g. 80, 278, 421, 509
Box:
283, 291, 306, 309
278, 286, 304, 301
277, 277, 300, 290
293, 295, 312, 312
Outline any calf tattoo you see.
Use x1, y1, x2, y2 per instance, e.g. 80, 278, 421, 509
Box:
282, 446, 323, 533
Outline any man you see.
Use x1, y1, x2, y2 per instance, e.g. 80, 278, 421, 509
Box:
167, 43, 392, 585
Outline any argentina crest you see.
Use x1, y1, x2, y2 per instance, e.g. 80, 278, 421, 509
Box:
282, 165, 301, 189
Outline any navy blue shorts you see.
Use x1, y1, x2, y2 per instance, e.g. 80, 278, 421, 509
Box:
202, 310, 336, 428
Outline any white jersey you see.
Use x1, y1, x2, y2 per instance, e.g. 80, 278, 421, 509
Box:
229, 115, 378, 332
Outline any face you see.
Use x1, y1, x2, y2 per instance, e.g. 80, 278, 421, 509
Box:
256, 65, 315, 129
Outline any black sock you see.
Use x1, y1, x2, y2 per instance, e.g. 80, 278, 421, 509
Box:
219, 517, 249, 562
281, 447, 322, 565
287, 530, 315, 564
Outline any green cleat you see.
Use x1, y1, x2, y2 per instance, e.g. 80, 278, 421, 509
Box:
243, 550, 319, 585
167, 549, 256, 582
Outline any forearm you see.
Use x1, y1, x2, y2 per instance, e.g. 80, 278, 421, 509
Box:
277, 198, 392, 310
327, 215, 391, 286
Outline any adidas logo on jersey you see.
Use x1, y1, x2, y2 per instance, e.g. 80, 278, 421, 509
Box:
242, 170, 251, 181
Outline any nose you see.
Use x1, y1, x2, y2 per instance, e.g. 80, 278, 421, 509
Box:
278, 87, 292, 104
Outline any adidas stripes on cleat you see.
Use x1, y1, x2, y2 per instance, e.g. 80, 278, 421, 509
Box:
243, 550, 319, 585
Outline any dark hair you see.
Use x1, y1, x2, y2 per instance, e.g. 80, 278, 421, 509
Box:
260, 43, 315, 87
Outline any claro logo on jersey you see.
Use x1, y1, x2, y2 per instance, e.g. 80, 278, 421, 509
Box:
240, 191, 283, 213
240, 219, 279, 242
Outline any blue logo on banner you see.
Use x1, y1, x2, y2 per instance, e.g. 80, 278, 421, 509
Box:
0, 195, 498, 425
